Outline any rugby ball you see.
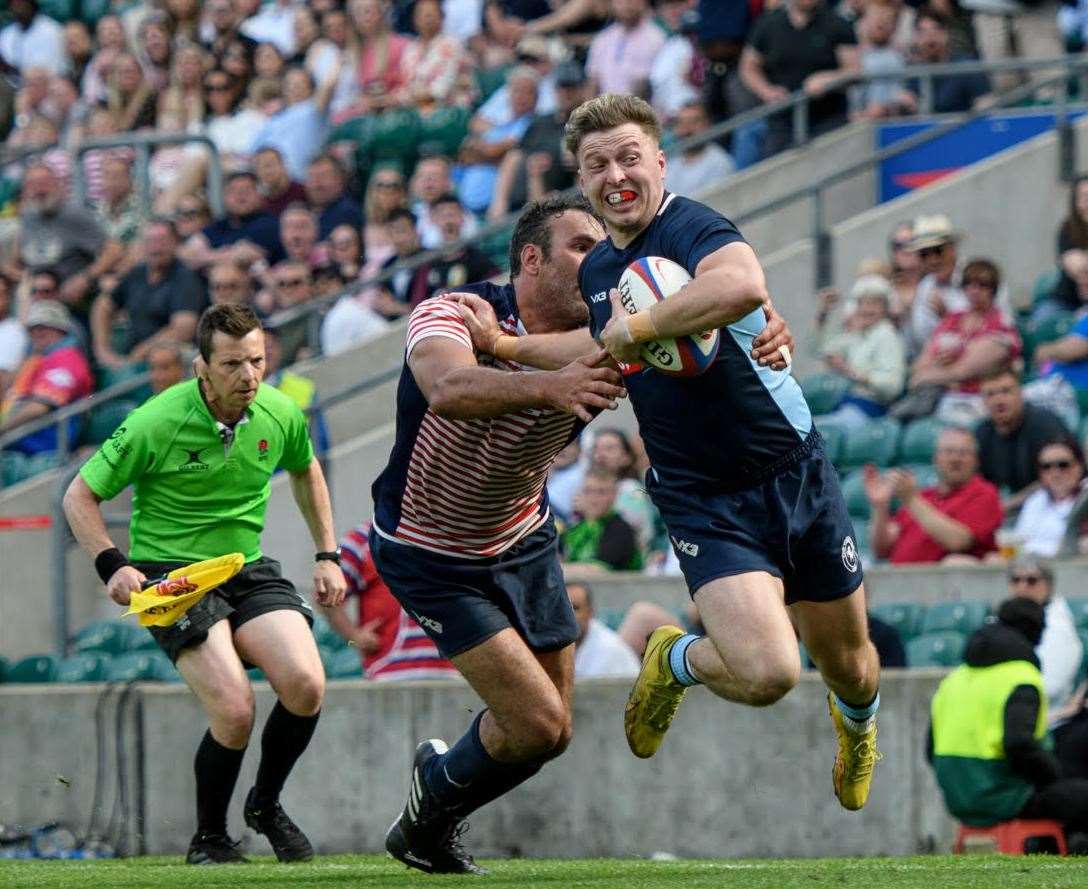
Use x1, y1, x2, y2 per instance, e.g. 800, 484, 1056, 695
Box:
617, 257, 720, 377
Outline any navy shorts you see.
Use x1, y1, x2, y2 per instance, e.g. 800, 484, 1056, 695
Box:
369, 522, 579, 659
132, 557, 313, 663
647, 444, 863, 604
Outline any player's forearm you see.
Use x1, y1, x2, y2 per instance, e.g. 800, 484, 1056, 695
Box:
498, 328, 597, 370
904, 495, 974, 552
646, 264, 766, 340
428, 365, 559, 418
62, 476, 118, 559
289, 459, 338, 552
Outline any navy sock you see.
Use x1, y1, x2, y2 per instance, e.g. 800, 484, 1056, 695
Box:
252, 703, 320, 809
422, 711, 542, 817
194, 730, 246, 836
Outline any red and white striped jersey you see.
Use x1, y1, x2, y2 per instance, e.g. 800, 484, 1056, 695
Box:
371, 284, 581, 559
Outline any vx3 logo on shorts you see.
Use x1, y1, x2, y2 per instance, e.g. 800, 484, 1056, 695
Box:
411, 611, 444, 634
671, 535, 699, 557
178, 447, 210, 472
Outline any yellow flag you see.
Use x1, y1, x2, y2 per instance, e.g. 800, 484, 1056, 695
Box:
123, 553, 245, 627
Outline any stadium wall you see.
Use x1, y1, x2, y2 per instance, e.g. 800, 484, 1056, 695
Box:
1, 671, 953, 859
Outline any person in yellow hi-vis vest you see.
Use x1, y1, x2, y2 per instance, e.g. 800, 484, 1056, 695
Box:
928, 598, 1088, 851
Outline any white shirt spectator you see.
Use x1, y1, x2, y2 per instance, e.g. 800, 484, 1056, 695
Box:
241, 0, 299, 56
414, 200, 480, 249
1013, 488, 1077, 558
575, 618, 641, 679
0, 12, 64, 74
320, 294, 390, 355
649, 35, 699, 121
547, 460, 586, 523
443, 0, 484, 42
1039, 595, 1084, 723
665, 143, 736, 199
0, 317, 29, 375
477, 78, 557, 127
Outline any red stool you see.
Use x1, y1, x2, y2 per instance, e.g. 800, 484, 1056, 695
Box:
954, 819, 1068, 855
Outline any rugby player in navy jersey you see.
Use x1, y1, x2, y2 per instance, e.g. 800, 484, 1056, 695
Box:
372, 194, 795, 874
458, 95, 882, 814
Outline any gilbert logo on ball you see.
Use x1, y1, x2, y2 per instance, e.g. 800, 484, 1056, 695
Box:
618, 257, 719, 377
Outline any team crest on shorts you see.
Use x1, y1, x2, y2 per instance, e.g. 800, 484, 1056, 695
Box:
841, 536, 859, 573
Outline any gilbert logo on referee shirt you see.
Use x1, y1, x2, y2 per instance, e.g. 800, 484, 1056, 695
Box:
178, 447, 210, 472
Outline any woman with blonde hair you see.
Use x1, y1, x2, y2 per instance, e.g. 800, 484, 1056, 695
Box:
160, 41, 208, 133
108, 52, 158, 131
346, 0, 409, 116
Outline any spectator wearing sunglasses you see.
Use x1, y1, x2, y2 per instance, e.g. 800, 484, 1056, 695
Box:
1010, 439, 1086, 558
1006, 557, 1084, 735
905, 214, 965, 356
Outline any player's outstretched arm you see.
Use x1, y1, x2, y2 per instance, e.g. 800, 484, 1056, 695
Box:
62, 475, 146, 605
288, 458, 347, 607
451, 292, 597, 369
412, 336, 625, 423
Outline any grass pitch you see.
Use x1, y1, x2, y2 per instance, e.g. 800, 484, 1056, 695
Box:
3, 854, 1088, 889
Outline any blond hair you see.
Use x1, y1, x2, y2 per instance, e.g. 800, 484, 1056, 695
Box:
564, 94, 662, 157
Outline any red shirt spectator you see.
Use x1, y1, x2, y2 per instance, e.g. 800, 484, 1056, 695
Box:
334, 524, 457, 681
926, 306, 1021, 394
889, 474, 1002, 563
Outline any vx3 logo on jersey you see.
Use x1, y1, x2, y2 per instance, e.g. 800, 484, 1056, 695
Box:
671, 536, 699, 557
588, 290, 609, 303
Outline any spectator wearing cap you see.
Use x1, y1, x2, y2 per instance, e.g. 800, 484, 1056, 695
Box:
739, 0, 859, 160
90, 219, 207, 371
905, 213, 967, 355
396, 0, 476, 109
649, 1, 702, 122
664, 101, 737, 200
254, 147, 308, 217
16, 163, 123, 312
459, 66, 540, 215
0, 300, 93, 454
0, 274, 28, 400
248, 64, 340, 181
586, 0, 667, 97
975, 368, 1069, 515
488, 60, 587, 221
304, 153, 364, 240
0, 0, 64, 76
816, 273, 906, 427
410, 156, 479, 248
183, 170, 286, 272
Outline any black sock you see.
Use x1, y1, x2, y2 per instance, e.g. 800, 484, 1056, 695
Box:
422, 711, 543, 818
194, 730, 246, 836
251, 702, 320, 809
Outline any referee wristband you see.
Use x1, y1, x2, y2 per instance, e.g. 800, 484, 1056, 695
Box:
95, 547, 131, 584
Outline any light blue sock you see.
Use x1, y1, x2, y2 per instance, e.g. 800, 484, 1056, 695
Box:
668, 634, 702, 687
835, 691, 880, 730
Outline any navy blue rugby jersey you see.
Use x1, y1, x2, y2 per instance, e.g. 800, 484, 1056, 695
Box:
370, 282, 584, 558
578, 193, 813, 490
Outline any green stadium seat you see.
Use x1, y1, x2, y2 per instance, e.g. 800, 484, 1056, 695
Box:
1023, 312, 1076, 359
56, 652, 111, 682
82, 399, 139, 447
838, 417, 901, 469
311, 616, 347, 651
898, 417, 945, 465
0, 655, 8, 682
72, 621, 142, 656
1032, 268, 1062, 306
247, 667, 265, 682
852, 520, 873, 565
128, 632, 160, 652
800, 373, 849, 416
475, 64, 513, 102
1067, 597, 1088, 629
417, 106, 470, 158
318, 645, 337, 674
598, 607, 626, 630
38, 0, 76, 21
106, 652, 173, 682
8, 654, 59, 683
813, 418, 845, 465
921, 600, 990, 636
840, 468, 870, 520
869, 602, 926, 642
0, 452, 29, 487
326, 647, 364, 679
907, 631, 966, 667
1078, 632, 1088, 685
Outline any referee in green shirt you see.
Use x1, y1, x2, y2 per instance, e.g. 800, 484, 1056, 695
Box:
63, 304, 347, 864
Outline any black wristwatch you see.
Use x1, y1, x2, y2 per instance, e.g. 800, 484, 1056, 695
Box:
315, 548, 342, 565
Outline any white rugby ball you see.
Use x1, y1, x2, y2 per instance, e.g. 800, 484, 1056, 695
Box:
617, 257, 720, 377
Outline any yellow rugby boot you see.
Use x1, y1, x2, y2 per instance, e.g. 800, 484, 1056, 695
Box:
624, 626, 688, 758
828, 692, 882, 811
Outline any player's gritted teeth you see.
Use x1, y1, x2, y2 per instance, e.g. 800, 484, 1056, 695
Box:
606, 190, 638, 207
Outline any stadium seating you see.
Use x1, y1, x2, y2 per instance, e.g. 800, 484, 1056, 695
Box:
801, 375, 850, 416
105, 652, 177, 682
55, 652, 110, 683
921, 600, 990, 637
1067, 597, 1088, 629
869, 602, 926, 643
840, 468, 870, 520
838, 417, 901, 469
82, 399, 140, 447
311, 616, 348, 651
898, 417, 944, 465
326, 647, 364, 679
814, 420, 845, 465
0, 656, 7, 682
906, 631, 966, 667
7, 654, 59, 683
1022, 312, 1076, 365
72, 621, 143, 656
1031, 269, 1062, 307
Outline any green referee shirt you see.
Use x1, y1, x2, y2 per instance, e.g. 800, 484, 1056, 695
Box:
80, 379, 314, 563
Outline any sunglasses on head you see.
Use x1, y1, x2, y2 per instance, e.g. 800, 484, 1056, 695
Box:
1039, 459, 1074, 471
1010, 574, 1043, 586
